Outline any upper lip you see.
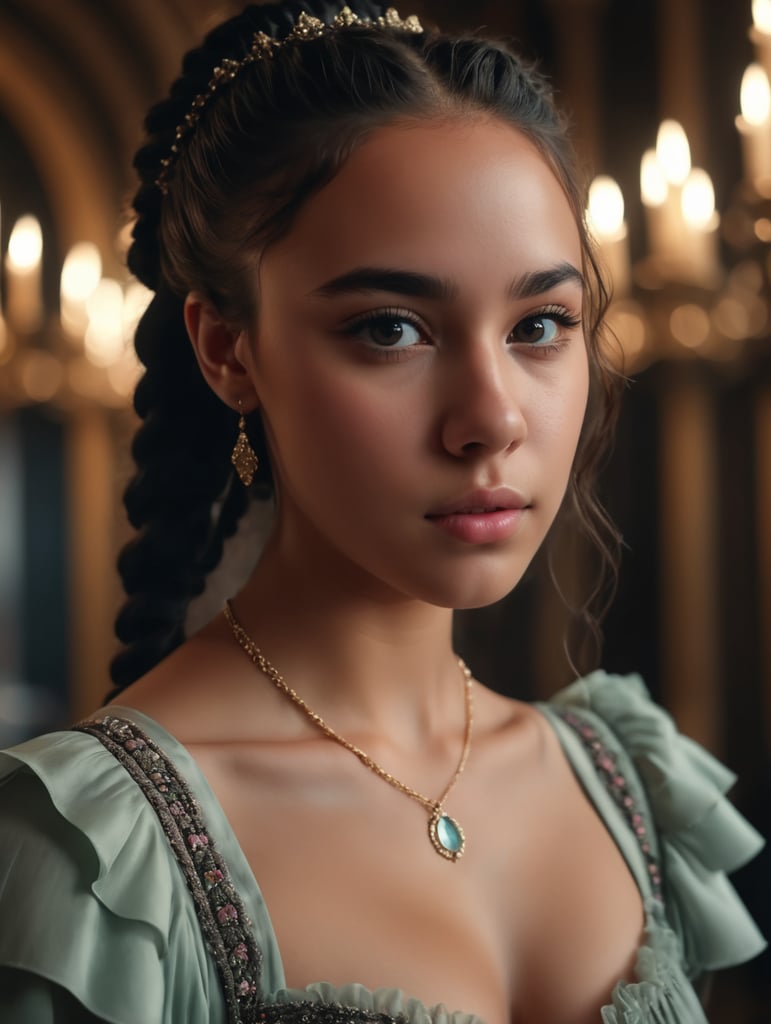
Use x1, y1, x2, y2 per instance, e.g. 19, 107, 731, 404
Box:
426, 487, 530, 517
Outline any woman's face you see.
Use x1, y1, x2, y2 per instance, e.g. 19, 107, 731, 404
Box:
246, 117, 589, 609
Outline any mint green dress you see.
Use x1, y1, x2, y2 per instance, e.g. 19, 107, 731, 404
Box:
0, 672, 765, 1023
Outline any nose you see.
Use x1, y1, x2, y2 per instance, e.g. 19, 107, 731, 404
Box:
439, 342, 528, 458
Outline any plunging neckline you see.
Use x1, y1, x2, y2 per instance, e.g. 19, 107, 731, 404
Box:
105, 702, 665, 1024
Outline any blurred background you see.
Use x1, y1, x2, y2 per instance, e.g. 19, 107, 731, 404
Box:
0, 0, 768, 1018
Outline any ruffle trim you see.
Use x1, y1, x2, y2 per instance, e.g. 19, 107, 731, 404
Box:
270, 982, 482, 1024
601, 924, 708, 1023
0, 730, 175, 949
549, 672, 767, 975
0, 731, 205, 1022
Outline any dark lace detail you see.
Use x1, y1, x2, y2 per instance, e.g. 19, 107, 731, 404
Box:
554, 708, 664, 902
255, 1003, 407, 1023
73, 716, 263, 1022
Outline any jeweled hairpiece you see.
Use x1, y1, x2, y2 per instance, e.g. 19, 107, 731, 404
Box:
155, 6, 423, 195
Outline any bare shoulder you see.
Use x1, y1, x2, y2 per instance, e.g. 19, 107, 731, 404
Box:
468, 681, 559, 773
104, 613, 271, 743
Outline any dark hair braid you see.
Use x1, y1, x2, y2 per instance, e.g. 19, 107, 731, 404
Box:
109, 11, 288, 694
108, 287, 246, 693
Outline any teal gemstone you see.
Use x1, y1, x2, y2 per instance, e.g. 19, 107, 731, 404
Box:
437, 814, 463, 853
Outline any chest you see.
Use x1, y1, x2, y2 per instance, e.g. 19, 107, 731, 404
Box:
188, 735, 645, 1024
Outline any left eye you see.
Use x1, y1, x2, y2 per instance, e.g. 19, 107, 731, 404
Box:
512, 315, 561, 345
353, 315, 423, 349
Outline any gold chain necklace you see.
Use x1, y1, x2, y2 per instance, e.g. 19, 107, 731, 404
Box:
223, 600, 473, 861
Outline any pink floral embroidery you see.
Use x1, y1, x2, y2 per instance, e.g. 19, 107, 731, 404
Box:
75, 715, 262, 1013
217, 903, 238, 924
556, 708, 663, 902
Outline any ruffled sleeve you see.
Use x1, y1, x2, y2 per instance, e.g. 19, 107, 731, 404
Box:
547, 671, 766, 977
0, 730, 220, 1024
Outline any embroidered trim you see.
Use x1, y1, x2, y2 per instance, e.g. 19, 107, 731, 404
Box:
255, 1003, 407, 1022
553, 708, 664, 902
74, 716, 263, 1023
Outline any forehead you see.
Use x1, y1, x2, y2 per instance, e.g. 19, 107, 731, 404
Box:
264, 117, 582, 288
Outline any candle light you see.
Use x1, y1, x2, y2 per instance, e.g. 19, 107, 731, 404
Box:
121, 281, 153, 344
587, 175, 630, 297
657, 121, 691, 270
0, 200, 7, 365
657, 120, 691, 186
84, 277, 124, 367
641, 148, 670, 263
681, 168, 721, 287
736, 63, 771, 194
5, 215, 43, 334
639, 121, 694, 279
60, 242, 102, 343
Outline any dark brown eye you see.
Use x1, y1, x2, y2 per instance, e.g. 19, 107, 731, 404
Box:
513, 316, 559, 345
371, 319, 408, 346
350, 314, 423, 349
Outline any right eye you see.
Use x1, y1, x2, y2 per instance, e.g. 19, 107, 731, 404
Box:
344, 311, 425, 350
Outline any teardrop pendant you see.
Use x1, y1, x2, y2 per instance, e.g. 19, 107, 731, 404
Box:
428, 807, 465, 861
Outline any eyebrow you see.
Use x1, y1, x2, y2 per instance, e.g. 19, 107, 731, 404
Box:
508, 263, 584, 299
313, 267, 456, 301
312, 261, 584, 302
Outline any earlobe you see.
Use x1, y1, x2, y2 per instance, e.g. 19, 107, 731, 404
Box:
183, 292, 258, 410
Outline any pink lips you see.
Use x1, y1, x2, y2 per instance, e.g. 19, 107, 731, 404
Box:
426, 488, 529, 544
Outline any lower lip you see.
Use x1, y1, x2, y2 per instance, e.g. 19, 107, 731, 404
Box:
426, 509, 526, 544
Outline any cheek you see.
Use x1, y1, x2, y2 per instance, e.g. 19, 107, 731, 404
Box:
533, 353, 590, 460
261, 360, 417, 490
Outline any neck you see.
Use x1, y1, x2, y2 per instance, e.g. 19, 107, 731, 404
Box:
227, 536, 462, 744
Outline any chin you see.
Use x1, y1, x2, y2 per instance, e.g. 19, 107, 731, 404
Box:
414, 562, 533, 612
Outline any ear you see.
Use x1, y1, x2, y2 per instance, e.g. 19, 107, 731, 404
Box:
184, 292, 259, 411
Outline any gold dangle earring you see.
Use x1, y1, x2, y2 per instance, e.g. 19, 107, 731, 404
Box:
231, 401, 259, 486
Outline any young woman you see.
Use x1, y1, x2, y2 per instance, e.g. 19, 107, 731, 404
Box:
0, 3, 764, 1022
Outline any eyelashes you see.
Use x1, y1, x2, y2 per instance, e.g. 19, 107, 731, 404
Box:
341, 304, 583, 357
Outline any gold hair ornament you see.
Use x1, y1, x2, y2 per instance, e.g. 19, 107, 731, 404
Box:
156, 6, 423, 195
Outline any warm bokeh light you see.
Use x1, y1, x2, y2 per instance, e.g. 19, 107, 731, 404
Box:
7, 216, 43, 271
19, 350, 64, 402
587, 176, 625, 237
741, 64, 771, 125
61, 243, 104, 340
122, 281, 153, 343
640, 149, 667, 206
85, 278, 124, 367
107, 355, 142, 399
753, 0, 771, 33
681, 169, 716, 229
656, 120, 691, 185
607, 306, 647, 363
670, 304, 711, 348
713, 296, 752, 340
60, 243, 102, 303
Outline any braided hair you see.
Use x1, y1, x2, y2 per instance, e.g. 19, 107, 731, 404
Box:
110, 0, 621, 694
